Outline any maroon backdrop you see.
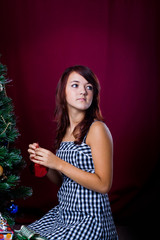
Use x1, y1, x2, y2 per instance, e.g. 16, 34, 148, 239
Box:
0, 0, 159, 227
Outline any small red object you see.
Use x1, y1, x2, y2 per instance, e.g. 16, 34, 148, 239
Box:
34, 143, 48, 177
34, 163, 48, 177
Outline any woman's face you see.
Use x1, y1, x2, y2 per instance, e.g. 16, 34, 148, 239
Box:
65, 72, 93, 113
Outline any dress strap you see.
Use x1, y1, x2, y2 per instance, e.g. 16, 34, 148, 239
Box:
82, 135, 87, 143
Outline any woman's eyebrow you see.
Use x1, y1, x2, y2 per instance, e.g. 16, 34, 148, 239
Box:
70, 80, 91, 85
71, 80, 80, 83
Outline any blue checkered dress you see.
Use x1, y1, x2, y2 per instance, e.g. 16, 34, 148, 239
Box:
28, 140, 118, 239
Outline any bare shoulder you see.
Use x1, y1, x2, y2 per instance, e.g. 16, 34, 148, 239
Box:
86, 121, 113, 147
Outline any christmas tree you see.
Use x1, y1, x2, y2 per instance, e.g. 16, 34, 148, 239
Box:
0, 58, 32, 226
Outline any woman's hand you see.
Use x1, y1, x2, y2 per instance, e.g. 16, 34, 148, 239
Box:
28, 143, 63, 185
28, 143, 38, 161
28, 143, 59, 169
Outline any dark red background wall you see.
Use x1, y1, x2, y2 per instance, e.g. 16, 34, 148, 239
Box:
0, 0, 159, 226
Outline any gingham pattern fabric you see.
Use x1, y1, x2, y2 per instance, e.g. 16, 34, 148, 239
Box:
28, 140, 118, 240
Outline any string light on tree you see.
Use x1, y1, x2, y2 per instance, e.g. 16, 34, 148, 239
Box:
0, 83, 3, 92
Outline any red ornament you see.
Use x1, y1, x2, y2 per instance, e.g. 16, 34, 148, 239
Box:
34, 143, 48, 177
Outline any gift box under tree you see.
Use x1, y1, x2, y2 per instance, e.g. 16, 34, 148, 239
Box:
0, 213, 14, 240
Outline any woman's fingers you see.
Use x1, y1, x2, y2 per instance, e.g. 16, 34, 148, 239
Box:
30, 155, 35, 160
29, 143, 37, 150
28, 143, 40, 153
34, 155, 43, 160
35, 148, 48, 157
33, 143, 39, 147
28, 148, 35, 154
30, 157, 39, 163
28, 143, 38, 160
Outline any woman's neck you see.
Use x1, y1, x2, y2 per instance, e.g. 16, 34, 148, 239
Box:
68, 110, 85, 134
69, 116, 84, 133
62, 114, 84, 142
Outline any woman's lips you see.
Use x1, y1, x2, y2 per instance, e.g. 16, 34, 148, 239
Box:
77, 98, 86, 101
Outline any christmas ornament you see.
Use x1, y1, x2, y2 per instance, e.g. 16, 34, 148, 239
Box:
7, 201, 18, 214
0, 83, 3, 92
0, 166, 3, 177
34, 163, 48, 177
0, 165, 7, 181
34, 143, 47, 177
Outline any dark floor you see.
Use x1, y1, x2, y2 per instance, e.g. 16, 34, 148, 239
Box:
116, 225, 146, 240
117, 224, 158, 240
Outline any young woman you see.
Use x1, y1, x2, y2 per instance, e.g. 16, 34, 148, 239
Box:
28, 65, 118, 239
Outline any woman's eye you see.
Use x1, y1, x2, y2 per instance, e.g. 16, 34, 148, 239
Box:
86, 85, 93, 90
71, 84, 78, 88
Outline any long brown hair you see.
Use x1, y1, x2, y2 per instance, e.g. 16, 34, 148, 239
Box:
54, 65, 104, 151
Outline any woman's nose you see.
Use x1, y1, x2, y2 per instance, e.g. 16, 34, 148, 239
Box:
80, 86, 87, 95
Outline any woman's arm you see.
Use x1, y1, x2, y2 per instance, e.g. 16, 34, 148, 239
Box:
46, 169, 62, 186
31, 121, 113, 194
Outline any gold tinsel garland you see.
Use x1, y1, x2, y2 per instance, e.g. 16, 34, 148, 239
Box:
0, 83, 12, 135
0, 115, 11, 135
